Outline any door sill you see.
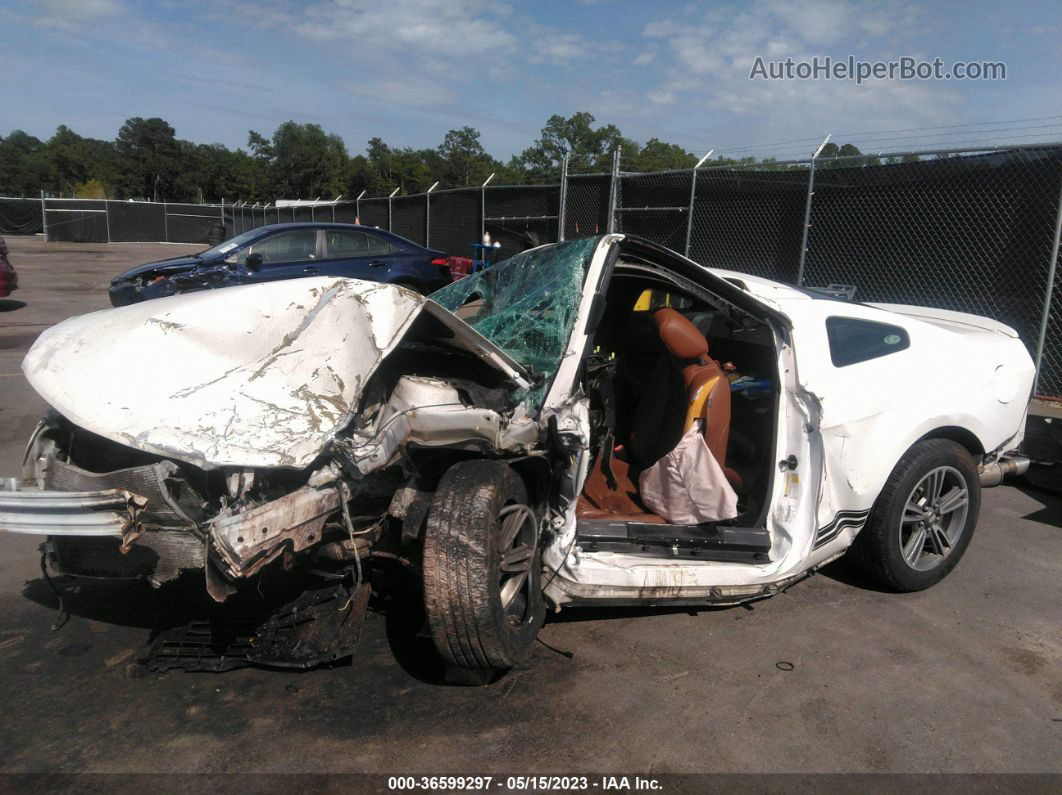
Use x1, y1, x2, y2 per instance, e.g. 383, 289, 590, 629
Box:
576, 519, 771, 563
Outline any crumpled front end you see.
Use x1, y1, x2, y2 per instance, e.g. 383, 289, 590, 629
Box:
4, 275, 549, 604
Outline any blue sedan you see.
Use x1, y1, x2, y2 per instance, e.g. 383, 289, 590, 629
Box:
108, 223, 452, 306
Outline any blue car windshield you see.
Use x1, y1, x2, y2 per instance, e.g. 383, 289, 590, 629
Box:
198, 229, 263, 259
430, 237, 598, 381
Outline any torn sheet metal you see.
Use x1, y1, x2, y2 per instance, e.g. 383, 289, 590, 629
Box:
209, 485, 342, 579
338, 375, 539, 473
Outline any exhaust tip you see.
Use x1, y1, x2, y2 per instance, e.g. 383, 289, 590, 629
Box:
980, 455, 1031, 487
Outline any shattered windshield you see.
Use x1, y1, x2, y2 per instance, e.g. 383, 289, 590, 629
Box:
431, 237, 598, 380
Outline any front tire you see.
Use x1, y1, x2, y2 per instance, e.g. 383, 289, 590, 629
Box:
422, 460, 545, 673
850, 439, 981, 591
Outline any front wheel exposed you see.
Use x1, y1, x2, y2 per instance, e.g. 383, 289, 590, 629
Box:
850, 439, 981, 591
422, 460, 545, 673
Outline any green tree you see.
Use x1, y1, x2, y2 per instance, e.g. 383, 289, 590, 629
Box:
363, 136, 432, 193
514, 112, 626, 178
438, 127, 499, 186
74, 178, 108, 199
0, 131, 49, 195
630, 138, 697, 172
114, 117, 180, 200
263, 121, 348, 199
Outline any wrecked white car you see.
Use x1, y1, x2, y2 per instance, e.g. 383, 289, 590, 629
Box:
0, 235, 1035, 676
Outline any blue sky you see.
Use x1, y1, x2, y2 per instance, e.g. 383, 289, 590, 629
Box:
1, 0, 1060, 161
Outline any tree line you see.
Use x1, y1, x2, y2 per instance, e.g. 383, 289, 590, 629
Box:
0, 112, 884, 204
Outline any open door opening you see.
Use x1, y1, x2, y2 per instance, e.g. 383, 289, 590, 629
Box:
574, 256, 780, 561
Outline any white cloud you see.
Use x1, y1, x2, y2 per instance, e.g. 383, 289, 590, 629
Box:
634, 0, 962, 156
529, 33, 592, 64
345, 75, 457, 107
295, 0, 517, 49
223, 0, 615, 109
33, 0, 124, 28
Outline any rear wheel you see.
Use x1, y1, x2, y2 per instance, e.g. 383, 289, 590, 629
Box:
422, 460, 545, 673
392, 279, 424, 295
850, 439, 980, 591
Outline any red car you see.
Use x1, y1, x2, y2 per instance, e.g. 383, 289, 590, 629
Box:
0, 237, 17, 297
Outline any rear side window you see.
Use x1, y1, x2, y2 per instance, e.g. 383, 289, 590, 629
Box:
323, 230, 393, 259
826, 316, 910, 367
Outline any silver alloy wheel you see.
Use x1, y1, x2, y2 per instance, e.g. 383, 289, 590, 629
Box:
497, 503, 537, 627
900, 465, 970, 571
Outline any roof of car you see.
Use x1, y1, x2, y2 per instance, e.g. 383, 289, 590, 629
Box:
708, 268, 814, 302
250, 222, 388, 233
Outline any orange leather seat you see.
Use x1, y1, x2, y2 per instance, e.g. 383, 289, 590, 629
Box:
576, 307, 738, 522
629, 308, 737, 484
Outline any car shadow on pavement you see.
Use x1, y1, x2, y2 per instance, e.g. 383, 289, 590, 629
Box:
21, 573, 215, 630
0, 299, 26, 312
1014, 480, 1062, 527
19, 563, 457, 681
543, 602, 737, 625
817, 555, 896, 593
372, 561, 449, 685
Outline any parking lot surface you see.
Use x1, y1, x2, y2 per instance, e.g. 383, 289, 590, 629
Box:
0, 236, 1058, 774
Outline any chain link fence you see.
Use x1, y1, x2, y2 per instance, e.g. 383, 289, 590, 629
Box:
4, 141, 1060, 397
606, 144, 1062, 399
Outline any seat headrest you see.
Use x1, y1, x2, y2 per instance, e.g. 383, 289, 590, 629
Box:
653, 308, 709, 360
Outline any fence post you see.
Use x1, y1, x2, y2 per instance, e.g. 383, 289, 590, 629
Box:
797, 134, 831, 286
388, 187, 400, 231
607, 147, 621, 234
355, 190, 366, 223
425, 181, 439, 247
163, 201, 169, 243
1033, 171, 1062, 394
557, 157, 568, 242
684, 150, 713, 258
480, 173, 495, 241
40, 190, 48, 241
104, 199, 111, 244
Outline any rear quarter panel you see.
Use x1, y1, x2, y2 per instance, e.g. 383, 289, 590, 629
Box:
788, 301, 1034, 526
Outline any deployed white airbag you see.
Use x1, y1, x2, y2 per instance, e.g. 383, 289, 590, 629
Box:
638, 423, 739, 524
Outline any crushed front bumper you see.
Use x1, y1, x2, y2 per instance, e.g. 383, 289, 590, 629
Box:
0, 481, 205, 585
0, 482, 144, 539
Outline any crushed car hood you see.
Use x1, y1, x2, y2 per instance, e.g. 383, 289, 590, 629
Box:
112, 254, 204, 282
22, 277, 526, 470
